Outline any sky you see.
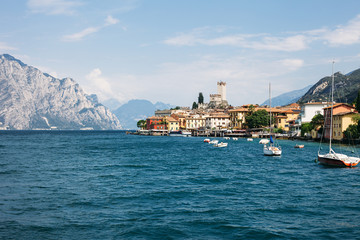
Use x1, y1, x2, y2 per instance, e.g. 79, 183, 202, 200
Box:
1, 0, 360, 108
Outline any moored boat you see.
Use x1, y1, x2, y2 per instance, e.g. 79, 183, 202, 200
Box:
317, 61, 360, 167
214, 142, 228, 148
294, 144, 304, 148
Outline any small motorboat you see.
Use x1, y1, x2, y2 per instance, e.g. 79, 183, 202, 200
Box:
232, 137, 238, 141
247, 138, 253, 142
294, 144, 304, 148
224, 137, 230, 140
204, 138, 210, 143
259, 139, 269, 144
214, 142, 228, 148
209, 140, 219, 144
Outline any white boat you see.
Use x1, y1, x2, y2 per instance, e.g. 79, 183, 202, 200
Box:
169, 130, 191, 137
259, 139, 269, 144
224, 137, 230, 140
214, 142, 228, 148
204, 138, 210, 143
317, 62, 360, 167
209, 139, 219, 144
232, 137, 238, 141
263, 83, 282, 156
247, 138, 254, 142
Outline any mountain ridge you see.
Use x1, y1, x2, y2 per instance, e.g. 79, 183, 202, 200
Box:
0, 54, 122, 130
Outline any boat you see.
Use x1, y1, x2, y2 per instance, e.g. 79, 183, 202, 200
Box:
214, 142, 228, 148
247, 138, 254, 142
209, 139, 219, 144
169, 130, 191, 137
294, 144, 304, 148
224, 137, 230, 140
204, 138, 210, 143
232, 137, 238, 141
263, 136, 282, 156
317, 62, 360, 167
259, 139, 269, 144
263, 83, 282, 156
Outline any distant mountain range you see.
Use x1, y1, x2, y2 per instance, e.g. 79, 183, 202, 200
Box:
262, 85, 312, 107
0, 54, 121, 130
298, 68, 360, 104
112, 100, 174, 129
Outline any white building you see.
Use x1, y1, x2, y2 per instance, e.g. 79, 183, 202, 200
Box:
300, 102, 330, 123
205, 114, 230, 129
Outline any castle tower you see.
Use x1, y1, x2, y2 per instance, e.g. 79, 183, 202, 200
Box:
217, 81, 226, 101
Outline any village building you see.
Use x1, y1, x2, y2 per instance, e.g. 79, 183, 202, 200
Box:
146, 116, 166, 130
276, 109, 301, 132
185, 114, 206, 130
164, 116, 180, 131
300, 102, 330, 123
205, 113, 230, 130
323, 103, 357, 140
332, 111, 358, 140
228, 107, 249, 129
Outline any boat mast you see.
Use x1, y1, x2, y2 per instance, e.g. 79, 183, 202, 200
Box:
329, 61, 334, 153
269, 82, 271, 134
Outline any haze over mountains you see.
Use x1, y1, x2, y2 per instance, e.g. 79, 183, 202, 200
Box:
0, 54, 121, 130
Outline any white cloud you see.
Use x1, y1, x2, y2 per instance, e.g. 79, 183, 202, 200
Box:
62, 15, 121, 41
323, 14, 360, 46
27, 0, 83, 15
63, 27, 99, 42
86, 68, 113, 96
0, 42, 17, 51
164, 28, 308, 52
105, 15, 119, 26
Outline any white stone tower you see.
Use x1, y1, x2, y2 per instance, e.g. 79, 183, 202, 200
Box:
217, 81, 226, 101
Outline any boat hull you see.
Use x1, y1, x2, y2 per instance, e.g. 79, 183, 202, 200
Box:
263, 146, 282, 156
318, 156, 359, 167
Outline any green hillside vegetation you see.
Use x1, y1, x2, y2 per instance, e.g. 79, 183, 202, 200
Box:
298, 68, 360, 104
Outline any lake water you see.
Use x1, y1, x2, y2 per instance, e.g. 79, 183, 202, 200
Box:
0, 131, 360, 239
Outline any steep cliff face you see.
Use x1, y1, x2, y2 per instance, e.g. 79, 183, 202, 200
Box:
0, 54, 122, 130
298, 68, 360, 104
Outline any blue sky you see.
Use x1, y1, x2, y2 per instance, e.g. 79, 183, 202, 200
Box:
1, 0, 360, 107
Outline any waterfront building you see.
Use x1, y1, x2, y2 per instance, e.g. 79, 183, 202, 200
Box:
276, 109, 301, 132
332, 111, 358, 140
205, 113, 230, 130
300, 102, 330, 123
228, 107, 249, 129
164, 116, 180, 131
185, 114, 206, 130
146, 116, 166, 130
323, 103, 356, 139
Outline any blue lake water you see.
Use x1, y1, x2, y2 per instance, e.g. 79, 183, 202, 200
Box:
0, 131, 360, 239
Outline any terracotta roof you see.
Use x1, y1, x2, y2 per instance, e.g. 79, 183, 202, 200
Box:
334, 111, 358, 116
147, 116, 163, 120
323, 103, 355, 110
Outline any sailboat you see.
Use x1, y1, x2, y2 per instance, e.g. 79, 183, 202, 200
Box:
317, 61, 360, 167
263, 83, 282, 156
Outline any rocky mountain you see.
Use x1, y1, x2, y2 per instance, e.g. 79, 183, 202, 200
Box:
262, 85, 312, 107
0, 54, 122, 130
113, 99, 174, 129
297, 68, 360, 104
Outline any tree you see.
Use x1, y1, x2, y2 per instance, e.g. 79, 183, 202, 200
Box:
344, 124, 360, 139
310, 114, 324, 128
301, 122, 313, 137
137, 120, 146, 129
198, 92, 204, 104
192, 102, 198, 109
356, 90, 360, 113
245, 109, 269, 129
